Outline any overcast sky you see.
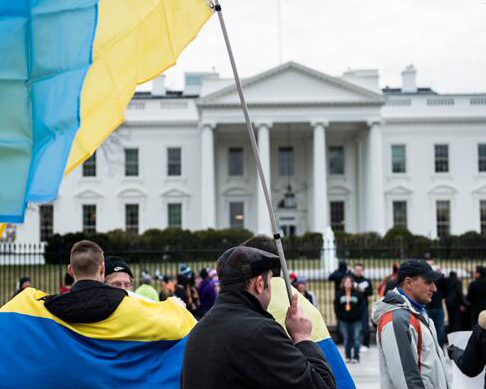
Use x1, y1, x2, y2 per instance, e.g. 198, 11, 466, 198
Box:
144, 0, 486, 94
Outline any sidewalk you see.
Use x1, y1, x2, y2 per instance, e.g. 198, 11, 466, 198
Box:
339, 346, 453, 389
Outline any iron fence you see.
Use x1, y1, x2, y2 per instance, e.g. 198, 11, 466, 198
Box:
1, 242, 486, 328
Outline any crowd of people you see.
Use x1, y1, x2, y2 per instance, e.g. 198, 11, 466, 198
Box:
8, 247, 486, 388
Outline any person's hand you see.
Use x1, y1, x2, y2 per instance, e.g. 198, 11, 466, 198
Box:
285, 293, 312, 344
447, 344, 462, 360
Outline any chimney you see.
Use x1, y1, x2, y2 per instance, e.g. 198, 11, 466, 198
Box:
401, 65, 417, 93
152, 75, 166, 96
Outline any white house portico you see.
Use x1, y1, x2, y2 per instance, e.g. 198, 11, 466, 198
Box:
11, 62, 486, 243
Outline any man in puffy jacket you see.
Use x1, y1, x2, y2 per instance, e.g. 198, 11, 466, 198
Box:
372, 260, 449, 389
448, 310, 486, 388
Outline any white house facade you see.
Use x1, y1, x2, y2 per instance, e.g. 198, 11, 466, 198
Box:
12, 62, 486, 243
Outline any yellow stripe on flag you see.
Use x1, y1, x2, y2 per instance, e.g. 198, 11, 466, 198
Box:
1, 288, 196, 342
0, 223, 6, 239
65, 0, 213, 174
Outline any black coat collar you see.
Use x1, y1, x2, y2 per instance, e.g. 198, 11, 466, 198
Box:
216, 287, 274, 319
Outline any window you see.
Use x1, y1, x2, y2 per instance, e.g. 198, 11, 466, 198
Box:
481, 201, 486, 236
436, 200, 450, 238
124, 148, 139, 176
125, 204, 139, 234
229, 202, 244, 229
434, 144, 449, 173
479, 144, 486, 172
279, 147, 294, 176
229, 147, 244, 176
82, 205, 96, 233
168, 203, 182, 228
39, 205, 54, 242
393, 201, 407, 228
82, 152, 96, 177
167, 147, 181, 176
330, 201, 345, 232
391, 145, 406, 173
329, 146, 344, 175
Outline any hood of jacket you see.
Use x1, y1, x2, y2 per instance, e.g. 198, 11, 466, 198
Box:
372, 288, 420, 325
42, 280, 127, 323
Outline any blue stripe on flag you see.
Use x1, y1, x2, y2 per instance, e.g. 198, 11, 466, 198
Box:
0, 312, 187, 389
318, 337, 356, 389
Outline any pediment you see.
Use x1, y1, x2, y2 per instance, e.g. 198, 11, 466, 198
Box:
428, 185, 458, 195
199, 62, 384, 106
74, 189, 104, 200
160, 188, 190, 198
385, 185, 414, 195
221, 186, 252, 197
117, 188, 147, 199
472, 184, 486, 195
328, 185, 351, 196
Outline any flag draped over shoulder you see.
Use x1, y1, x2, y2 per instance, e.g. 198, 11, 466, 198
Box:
0, 0, 213, 223
0, 288, 197, 389
268, 278, 356, 389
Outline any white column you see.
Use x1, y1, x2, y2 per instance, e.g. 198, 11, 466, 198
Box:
312, 121, 329, 234
367, 120, 385, 234
201, 122, 216, 229
356, 135, 365, 232
256, 122, 272, 236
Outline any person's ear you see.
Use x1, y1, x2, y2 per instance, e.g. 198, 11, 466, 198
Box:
255, 275, 265, 294
67, 264, 74, 279
101, 261, 105, 277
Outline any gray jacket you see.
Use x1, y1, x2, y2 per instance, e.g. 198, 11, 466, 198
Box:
372, 289, 449, 389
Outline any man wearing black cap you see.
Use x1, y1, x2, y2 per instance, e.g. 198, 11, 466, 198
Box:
104, 256, 134, 291
372, 260, 449, 389
182, 246, 336, 389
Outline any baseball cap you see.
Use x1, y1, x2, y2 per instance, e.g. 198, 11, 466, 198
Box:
397, 260, 442, 284
105, 256, 133, 279
217, 246, 281, 287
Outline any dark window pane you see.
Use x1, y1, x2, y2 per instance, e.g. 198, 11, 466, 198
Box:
125, 148, 139, 176
330, 201, 345, 232
329, 146, 344, 175
230, 202, 244, 229
82, 205, 96, 233
391, 145, 406, 173
436, 200, 450, 237
279, 147, 294, 176
435, 144, 449, 173
126, 204, 139, 234
168, 203, 182, 228
167, 147, 181, 176
39, 205, 54, 242
82, 152, 96, 177
229, 147, 244, 176
393, 201, 407, 228
479, 144, 486, 172
481, 200, 486, 236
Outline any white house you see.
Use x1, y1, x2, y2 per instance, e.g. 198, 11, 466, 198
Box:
12, 62, 486, 243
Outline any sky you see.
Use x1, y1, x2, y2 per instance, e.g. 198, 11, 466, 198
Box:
143, 0, 486, 94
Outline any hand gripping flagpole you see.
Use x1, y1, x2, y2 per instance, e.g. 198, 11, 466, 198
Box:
213, 0, 293, 304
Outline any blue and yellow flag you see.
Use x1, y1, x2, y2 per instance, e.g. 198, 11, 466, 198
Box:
269, 279, 356, 389
0, 0, 213, 223
0, 288, 197, 388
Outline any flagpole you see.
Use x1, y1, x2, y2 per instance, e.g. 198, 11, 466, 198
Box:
213, 0, 293, 304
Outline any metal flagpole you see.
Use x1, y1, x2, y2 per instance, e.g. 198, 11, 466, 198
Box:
213, 0, 293, 303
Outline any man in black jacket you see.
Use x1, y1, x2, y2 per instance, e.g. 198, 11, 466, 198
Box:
182, 246, 336, 389
448, 310, 486, 388
42, 240, 127, 322
353, 263, 372, 349
467, 266, 486, 326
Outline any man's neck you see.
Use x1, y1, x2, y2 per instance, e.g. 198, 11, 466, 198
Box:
397, 288, 425, 313
74, 276, 102, 283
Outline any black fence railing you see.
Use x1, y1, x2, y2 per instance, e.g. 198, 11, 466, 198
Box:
2, 242, 486, 327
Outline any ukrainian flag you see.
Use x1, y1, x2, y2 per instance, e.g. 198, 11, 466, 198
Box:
269, 278, 356, 389
0, 0, 213, 223
0, 288, 197, 388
